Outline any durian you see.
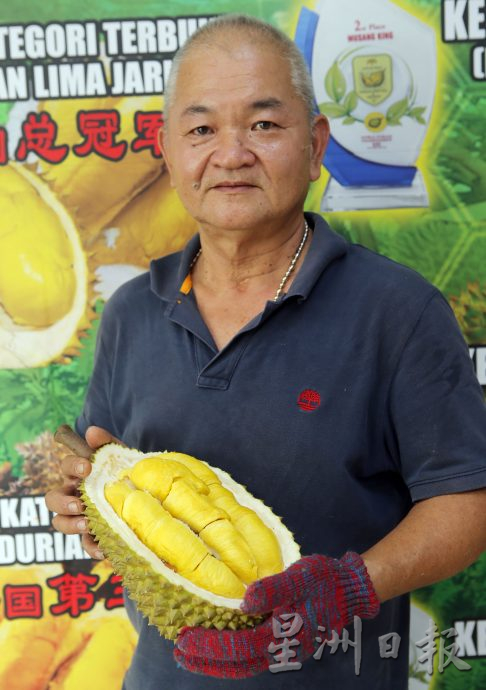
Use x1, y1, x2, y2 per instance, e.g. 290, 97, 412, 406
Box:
0, 163, 89, 369
82, 444, 300, 640
0, 431, 71, 497
13, 431, 70, 495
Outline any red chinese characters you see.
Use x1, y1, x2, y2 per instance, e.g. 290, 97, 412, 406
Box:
132, 111, 163, 158
73, 110, 127, 160
4, 584, 43, 619
47, 572, 99, 618
15, 112, 69, 163
0, 127, 7, 165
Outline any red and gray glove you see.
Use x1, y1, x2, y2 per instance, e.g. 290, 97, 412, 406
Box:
174, 552, 380, 679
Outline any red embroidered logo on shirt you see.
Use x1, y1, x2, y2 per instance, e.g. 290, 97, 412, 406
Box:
297, 389, 321, 412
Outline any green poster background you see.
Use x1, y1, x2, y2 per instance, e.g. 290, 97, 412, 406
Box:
0, 1, 484, 688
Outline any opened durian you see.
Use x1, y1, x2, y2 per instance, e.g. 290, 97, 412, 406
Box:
0, 163, 89, 369
82, 444, 301, 639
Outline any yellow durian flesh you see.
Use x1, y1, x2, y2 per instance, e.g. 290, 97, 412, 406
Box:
199, 519, 258, 584
0, 163, 89, 369
103, 479, 132, 518
120, 490, 209, 573
92, 173, 199, 268
231, 508, 284, 578
159, 451, 221, 485
49, 618, 136, 690
121, 456, 208, 500
180, 554, 245, 599
0, 166, 75, 328
85, 444, 301, 639
208, 484, 284, 577
162, 478, 227, 532
108, 453, 283, 591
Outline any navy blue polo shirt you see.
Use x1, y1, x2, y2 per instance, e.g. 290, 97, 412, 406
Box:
77, 212, 486, 689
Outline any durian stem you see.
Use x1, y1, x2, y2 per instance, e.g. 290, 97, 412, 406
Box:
54, 424, 93, 460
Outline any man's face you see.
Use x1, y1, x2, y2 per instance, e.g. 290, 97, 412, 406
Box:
160, 36, 329, 233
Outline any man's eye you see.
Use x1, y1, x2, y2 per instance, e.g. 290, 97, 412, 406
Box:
191, 125, 211, 136
252, 121, 275, 131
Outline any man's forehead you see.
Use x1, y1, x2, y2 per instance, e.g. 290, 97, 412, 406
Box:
175, 36, 290, 85
171, 40, 296, 112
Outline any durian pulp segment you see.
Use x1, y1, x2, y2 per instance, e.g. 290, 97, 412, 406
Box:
0, 166, 75, 328
208, 484, 284, 577
199, 519, 258, 584
121, 456, 208, 500
0, 163, 89, 369
158, 451, 220, 485
104, 451, 285, 598
161, 479, 226, 532
120, 489, 209, 574
103, 479, 132, 518
179, 554, 245, 599
105, 481, 244, 598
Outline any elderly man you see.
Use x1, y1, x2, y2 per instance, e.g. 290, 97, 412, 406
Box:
46, 13, 486, 690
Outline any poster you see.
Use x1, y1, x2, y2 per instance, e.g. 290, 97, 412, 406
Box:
0, 1, 484, 687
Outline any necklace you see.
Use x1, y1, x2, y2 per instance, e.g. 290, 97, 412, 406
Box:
273, 219, 309, 301
189, 218, 309, 302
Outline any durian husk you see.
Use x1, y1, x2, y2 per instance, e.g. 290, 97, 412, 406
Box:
82, 444, 301, 640
15, 431, 70, 494
0, 430, 71, 497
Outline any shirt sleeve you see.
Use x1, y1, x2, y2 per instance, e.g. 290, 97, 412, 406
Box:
75, 304, 117, 439
387, 291, 486, 502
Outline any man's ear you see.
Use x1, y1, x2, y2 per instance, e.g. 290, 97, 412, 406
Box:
309, 114, 330, 182
158, 125, 174, 185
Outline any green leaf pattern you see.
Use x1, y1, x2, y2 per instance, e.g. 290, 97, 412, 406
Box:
324, 61, 347, 103
320, 59, 427, 128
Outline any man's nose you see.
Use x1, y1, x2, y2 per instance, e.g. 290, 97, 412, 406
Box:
211, 129, 255, 168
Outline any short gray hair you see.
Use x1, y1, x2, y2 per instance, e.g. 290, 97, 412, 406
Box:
164, 14, 316, 126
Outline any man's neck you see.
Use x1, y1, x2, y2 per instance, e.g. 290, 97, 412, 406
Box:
192, 217, 309, 297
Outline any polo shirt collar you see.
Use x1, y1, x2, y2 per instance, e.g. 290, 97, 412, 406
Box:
150, 233, 201, 301
149, 212, 348, 303
286, 212, 348, 301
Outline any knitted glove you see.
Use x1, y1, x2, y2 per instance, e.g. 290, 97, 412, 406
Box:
174, 552, 380, 679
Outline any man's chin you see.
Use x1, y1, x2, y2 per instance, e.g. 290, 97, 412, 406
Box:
193, 208, 272, 233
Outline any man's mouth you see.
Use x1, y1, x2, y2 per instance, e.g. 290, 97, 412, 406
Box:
211, 181, 257, 192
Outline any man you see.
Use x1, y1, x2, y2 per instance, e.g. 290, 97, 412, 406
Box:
46, 13, 486, 689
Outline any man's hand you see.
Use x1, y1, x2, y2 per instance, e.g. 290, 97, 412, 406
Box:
174, 552, 380, 679
45, 425, 121, 559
